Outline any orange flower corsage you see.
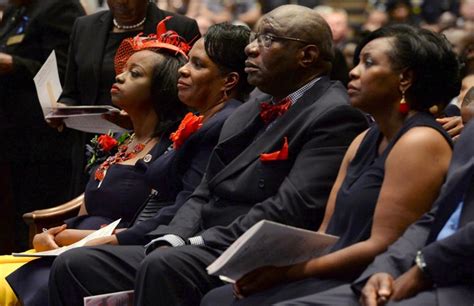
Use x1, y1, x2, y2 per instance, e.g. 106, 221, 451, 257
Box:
170, 112, 203, 149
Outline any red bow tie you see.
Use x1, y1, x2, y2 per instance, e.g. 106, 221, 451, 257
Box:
259, 97, 292, 125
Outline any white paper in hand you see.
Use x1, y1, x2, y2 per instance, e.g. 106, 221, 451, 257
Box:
33, 50, 62, 117
12, 219, 121, 257
207, 220, 338, 282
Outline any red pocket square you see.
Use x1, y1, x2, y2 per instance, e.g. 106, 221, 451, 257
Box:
260, 137, 289, 162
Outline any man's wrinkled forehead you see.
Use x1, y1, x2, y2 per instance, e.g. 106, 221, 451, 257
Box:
256, 16, 282, 34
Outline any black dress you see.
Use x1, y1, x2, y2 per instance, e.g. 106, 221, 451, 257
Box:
64, 140, 165, 230
200, 112, 453, 306
6, 139, 170, 306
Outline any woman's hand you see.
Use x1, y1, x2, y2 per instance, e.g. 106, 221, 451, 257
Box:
32, 224, 67, 252
360, 273, 394, 306
84, 235, 119, 247
233, 265, 291, 298
102, 110, 133, 130
437, 116, 463, 141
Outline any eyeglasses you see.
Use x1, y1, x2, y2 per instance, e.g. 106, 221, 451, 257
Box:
249, 32, 311, 48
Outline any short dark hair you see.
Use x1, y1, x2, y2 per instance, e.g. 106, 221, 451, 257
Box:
355, 24, 461, 111
204, 23, 254, 101
149, 52, 188, 135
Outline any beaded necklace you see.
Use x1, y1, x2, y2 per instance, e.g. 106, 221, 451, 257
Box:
113, 17, 146, 30
95, 133, 152, 185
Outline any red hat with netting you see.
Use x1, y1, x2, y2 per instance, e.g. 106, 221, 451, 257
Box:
114, 16, 192, 75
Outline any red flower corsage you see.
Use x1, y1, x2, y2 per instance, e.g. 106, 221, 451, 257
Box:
260, 137, 289, 162
97, 134, 118, 152
170, 112, 203, 149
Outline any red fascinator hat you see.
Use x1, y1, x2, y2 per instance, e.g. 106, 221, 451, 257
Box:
114, 16, 192, 75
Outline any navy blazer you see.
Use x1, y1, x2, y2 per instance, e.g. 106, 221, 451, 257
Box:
116, 99, 242, 245
148, 77, 369, 250
352, 121, 474, 306
59, 3, 200, 106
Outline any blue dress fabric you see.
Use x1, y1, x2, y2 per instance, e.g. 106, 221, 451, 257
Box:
325, 112, 451, 254
64, 140, 166, 230
6, 137, 171, 306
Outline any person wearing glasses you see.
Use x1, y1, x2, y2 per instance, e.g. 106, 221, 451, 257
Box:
48, 6, 368, 305
201, 24, 459, 306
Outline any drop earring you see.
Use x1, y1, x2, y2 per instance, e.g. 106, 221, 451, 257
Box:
399, 90, 409, 115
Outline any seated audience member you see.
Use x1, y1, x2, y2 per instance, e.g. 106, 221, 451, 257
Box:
201, 24, 460, 306
48, 5, 368, 306
58, 0, 200, 196
85, 22, 254, 247
300, 120, 474, 306
0, 23, 191, 306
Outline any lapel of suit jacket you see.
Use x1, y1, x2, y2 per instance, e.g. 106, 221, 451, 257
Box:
90, 12, 112, 104
209, 77, 331, 186
426, 122, 474, 243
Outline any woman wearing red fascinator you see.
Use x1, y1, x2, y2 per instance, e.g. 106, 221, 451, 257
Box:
0, 18, 192, 306
59, 0, 200, 199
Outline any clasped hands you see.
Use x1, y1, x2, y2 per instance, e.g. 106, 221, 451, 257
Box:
32, 225, 123, 252
360, 266, 433, 306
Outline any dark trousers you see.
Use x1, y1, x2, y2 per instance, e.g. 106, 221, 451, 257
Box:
201, 277, 345, 306
272, 283, 438, 306
49, 244, 224, 306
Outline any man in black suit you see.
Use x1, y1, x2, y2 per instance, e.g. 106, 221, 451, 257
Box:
0, 0, 85, 251
275, 121, 474, 306
48, 5, 368, 306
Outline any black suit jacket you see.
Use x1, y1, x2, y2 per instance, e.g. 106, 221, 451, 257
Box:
117, 100, 242, 245
352, 120, 474, 306
148, 77, 368, 250
0, 0, 85, 128
59, 3, 200, 106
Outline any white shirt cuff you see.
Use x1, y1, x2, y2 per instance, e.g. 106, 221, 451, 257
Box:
144, 234, 186, 254
188, 236, 205, 246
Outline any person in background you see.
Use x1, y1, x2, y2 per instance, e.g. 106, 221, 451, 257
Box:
186, 0, 261, 29
59, 0, 200, 198
325, 8, 350, 50
201, 24, 459, 306
0, 0, 85, 253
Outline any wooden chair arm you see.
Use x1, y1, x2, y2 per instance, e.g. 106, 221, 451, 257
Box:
23, 194, 84, 246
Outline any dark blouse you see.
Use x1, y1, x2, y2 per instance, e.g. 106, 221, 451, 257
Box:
326, 112, 452, 253
65, 140, 169, 230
